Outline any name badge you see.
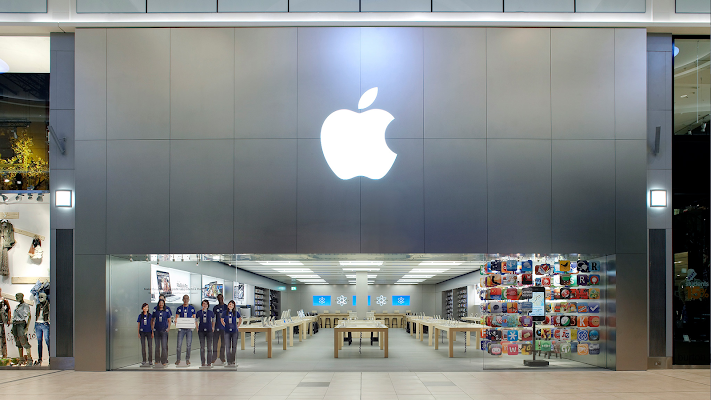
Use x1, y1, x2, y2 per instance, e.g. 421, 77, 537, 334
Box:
229, 317, 232, 324
203, 314, 207, 322
159, 315, 163, 322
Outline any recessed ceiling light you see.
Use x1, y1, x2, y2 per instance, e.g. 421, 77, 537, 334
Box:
395, 282, 417, 285
297, 279, 327, 283
259, 261, 304, 266
342, 268, 380, 272
340, 261, 383, 266
397, 279, 425, 283
418, 261, 462, 266
348, 281, 375, 285
273, 268, 313, 273
305, 282, 329, 285
410, 269, 449, 274
287, 275, 321, 279
402, 275, 434, 279
345, 275, 377, 279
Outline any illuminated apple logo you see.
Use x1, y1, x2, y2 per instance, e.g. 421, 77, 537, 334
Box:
320, 87, 396, 180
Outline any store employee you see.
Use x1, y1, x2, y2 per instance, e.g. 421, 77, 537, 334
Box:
221, 300, 241, 366
137, 303, 153, 366
196, 299, 215, 367
152, 299, 170, 366
212, 294, 227, 364
153, 294, 173, 321
175, 295, 196, 366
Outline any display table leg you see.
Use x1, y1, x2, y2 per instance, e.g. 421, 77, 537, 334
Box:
448, 331, 454, 358
466, 331, 471, 346
384, 330, 388, 358
428, 328, 432, 346
251, 332, 255, 347
289, 326, 294, 347
434, 328, 439, 350
453, 331, 456, 342
268, 332, 273, 358
421, 325, 424, 342
410, 322, 413, 336
283, 328, 287, 350
241, 331, 246, 350
334, 329, 339, 358
380, 331, 384, 350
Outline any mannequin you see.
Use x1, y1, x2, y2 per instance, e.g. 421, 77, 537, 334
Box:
0, 288, 11, 358
34, 292, 49, 365
11, 293, 31, 364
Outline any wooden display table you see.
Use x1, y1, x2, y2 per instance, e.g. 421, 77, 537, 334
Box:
433, 323, 486, 358
239, 325, 287, 358
334, 321, 389, 358
374, 313, 406, 328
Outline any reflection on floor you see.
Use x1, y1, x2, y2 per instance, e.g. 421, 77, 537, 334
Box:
0, 369, 709, 400
120, 328, 600, 372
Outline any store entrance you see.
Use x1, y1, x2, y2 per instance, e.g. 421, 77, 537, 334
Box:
107, 253, 613, 371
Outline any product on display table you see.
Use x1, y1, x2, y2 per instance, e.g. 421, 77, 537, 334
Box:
478, 258, 604, 365
334, 320, 389, 358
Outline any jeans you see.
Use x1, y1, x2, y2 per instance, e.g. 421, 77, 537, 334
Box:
176, 328, 192, 362
35, 322, 49, 360
154, 331, 168, 365
139, 331, 153, 363
225, 331, 238, 364
212, 329, 225, 362
198, 330, 213, 365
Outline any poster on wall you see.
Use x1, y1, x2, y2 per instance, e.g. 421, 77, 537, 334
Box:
392, 295, 410, 306
234, 283, 245, 305
150, 265, 191, 303
313, 296, 331, 306
202, 275, 224, 304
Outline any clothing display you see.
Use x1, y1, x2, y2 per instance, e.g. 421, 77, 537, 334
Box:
35, 293, 49, 363
0, 220, 15, 276
30, 280, 49, 304
12, 322, 30, 350
28, 236, 42, 260
0, 297, 10, 358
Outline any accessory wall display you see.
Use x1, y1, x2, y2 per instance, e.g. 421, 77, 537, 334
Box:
478, 257, 605, 366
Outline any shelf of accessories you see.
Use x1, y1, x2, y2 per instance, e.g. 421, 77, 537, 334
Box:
444, 291, 454, 320
478, 259, 603, 356
455, 287, 467, 320
254, 286, 268, 318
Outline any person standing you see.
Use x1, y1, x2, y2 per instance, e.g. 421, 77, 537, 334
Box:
175, 295, 196, 366
221, 300, 241, 366
153, 294, 173, 318
34, 293, 50, 366
196, 299, 215, 367
137, 303, 153, 366
151, 299, 170, 366
212, 294, 227, 364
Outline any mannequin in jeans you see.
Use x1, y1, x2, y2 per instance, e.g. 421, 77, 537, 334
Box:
221, 300, 242, 366
11, 293, 31, 365
151, 299, 170, 366
175, 295, 196, 366
212, 294, 227, 365
196, 299, 215, 367
34, 293, 49, 366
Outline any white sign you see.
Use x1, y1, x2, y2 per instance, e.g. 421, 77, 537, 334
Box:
321, 87, 397, 180
175, 317, 195, 329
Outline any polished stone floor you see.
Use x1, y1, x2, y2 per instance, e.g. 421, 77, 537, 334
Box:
0, 369, 708, 399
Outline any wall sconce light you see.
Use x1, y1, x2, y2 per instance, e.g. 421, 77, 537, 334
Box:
55, 190, 72, 207
650, 190, 667, 207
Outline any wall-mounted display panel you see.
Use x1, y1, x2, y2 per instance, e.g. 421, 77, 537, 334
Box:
219, 0, 287, 12
676, 0, 711, 13
0, 0, 46, 12
392, 295, 410, 306
201, 275, 224, 304
504, 0, 573, 12
76, 0, 146, 13
313, 295, 332, 306
433, 0, 502, 12
288, 0, 359, 12
575, 0, 645, 12
361, 0, 431, 12
150, 265, 191, 303
148, 0, 216, 12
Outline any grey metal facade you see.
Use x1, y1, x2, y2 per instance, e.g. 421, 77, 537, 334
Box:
73, 27, 648, 371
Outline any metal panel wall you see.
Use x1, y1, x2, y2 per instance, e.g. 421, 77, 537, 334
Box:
0, 0, 46, 12
676, 0, 711, 13
148, 0, 217, 12
433, 0, 502, 11
649, 229, 666, 357
361, 0, 431, 11
219, 0, 288, 12
615, 29, 647, 140
75, 29, 106, 141
288, 0, 359, 11
74, 255, 107, 371
75, 141, 107, 255
616, 253, 648, 370
616, 140, 648, 254
76, 0, 145, 12
575, 0, 645, 12
504, 0, 574, 12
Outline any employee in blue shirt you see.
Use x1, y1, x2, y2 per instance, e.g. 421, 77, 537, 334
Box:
151, 299, 170, 366
175, 295, 196, 366
221, 300, 242, 366
212, 294, 227, 364
137, 303, 153, 366
153, 294, 173, 320
196, 299, 215, 367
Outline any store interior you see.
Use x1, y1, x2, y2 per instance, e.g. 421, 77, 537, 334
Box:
108, 253, 615, 372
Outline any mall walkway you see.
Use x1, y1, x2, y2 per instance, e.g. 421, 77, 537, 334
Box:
0, 369, 707, 399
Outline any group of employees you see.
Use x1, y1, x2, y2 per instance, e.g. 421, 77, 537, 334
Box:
138, 293, 241, 367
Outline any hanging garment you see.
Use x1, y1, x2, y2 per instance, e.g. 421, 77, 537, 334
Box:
29, 237, 42, 260
0, 221, 15, 276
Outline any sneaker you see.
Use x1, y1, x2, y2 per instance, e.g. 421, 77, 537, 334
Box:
175, 360, 180, 366
186, 360, 190, 366
201, 363, 206, 367
149, 362, 153, 366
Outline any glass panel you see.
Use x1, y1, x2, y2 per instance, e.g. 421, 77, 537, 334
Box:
0, 0, 46, 12
504, 0, 574, 12
481, 254, 610, 370
676, 0, 711, 13
674, 38, 710, 136
433, 0, 503, 12
147, 0, 217, 13
575, 0, 645, 13
360, 0, 431, 12
76, 0, 146, 13
219, 0, 288, 12
287, 0, 358, 12
0, 73, 49, 190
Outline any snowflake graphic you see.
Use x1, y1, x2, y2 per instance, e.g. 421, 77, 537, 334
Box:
318, 297, 326, 305
376, 295, 387, 306
397, 297, 405, 305
336, 295, 347, 306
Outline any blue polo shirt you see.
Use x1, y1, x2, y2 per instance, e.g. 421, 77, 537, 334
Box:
196, 310, 214, 332
152, 309, 171, 332
176, 304, 196, 320
153, 305, 172, 317
213, 304, 227, 331
222, 310, 241, 333
137, 313, 152, 333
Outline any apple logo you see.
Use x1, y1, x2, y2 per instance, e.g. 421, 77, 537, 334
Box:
320, 87, 396, 180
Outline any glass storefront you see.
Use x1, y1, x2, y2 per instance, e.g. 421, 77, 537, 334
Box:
107, 253, 614, 371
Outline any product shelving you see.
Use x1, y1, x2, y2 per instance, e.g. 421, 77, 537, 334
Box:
455, 286, 468, 320
254, 286, 267, 317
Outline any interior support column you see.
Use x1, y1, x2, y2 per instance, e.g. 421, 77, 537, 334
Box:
356, 271, 368, 319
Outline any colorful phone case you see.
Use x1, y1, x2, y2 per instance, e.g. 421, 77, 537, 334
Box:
507, 343, 519, 355
521, 260, 533, 273
589, 288, 600, 299
542, 276, 552, 286
577, 329, 589, 341
588, 303, 600, 313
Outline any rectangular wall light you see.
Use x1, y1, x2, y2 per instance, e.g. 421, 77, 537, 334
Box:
340, 261, 383, 266
55, 190, 72, 207
650, 190, 667, 207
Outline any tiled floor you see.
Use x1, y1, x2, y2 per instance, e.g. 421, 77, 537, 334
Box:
0, 369, 708, 399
